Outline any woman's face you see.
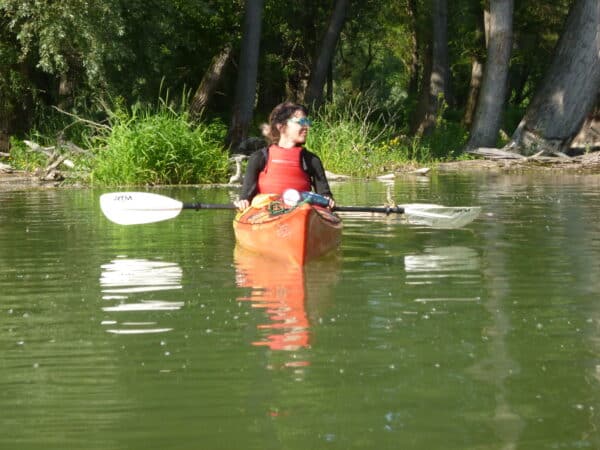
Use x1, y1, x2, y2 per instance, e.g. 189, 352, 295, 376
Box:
279, 109, 311, 145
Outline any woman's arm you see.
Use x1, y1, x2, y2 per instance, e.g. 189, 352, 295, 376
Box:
303, 150, 333, 198
239, 149, 267, 201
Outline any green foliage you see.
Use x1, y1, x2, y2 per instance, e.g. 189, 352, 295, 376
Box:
107, 0, 240, 104
0, 19, 37, 134
30, 106, 98, 148
421, 98, 470, 160
307, 93, 393, 177
417, 120, 470, 160
0, 0, 240, 121
370, 119, 470, 168
2, 0, 124, 83
307, 93, 422, 177
259, 1, 333, 105
91, 101, 230, 186
335, 1, 413, 108
0, 0, 583, 179
308, 92, 470, 177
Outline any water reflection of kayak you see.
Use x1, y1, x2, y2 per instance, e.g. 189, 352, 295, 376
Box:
234, 245, 308, 351
233, 194, 342, 266
234, 245, 340, 356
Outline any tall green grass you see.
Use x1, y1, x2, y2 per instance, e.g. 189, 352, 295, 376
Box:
9, 89, 471, 184
91, 100, 230, 186
307, 93, 469, 177
307, 95, 398, 177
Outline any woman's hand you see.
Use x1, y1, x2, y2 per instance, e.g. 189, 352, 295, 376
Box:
234, 199, 250, 210
326, 196, 335, 209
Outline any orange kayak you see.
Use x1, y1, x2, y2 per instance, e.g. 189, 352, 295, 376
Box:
233, 195, 342, 265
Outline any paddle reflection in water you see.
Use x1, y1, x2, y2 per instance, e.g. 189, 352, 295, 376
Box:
99, 257, 184, 334
234, 246, 339, 366
404, 246, 482, 303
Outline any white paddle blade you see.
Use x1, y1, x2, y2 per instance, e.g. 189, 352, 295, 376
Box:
100, 192, 183, 225
400, 204, 481, 228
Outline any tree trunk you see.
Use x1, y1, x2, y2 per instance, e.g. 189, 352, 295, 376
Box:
189, 44, 233, 119
228, 0, 264, 150
0, 61, 33, 153
570, 94, 600, 150
406, 0, 420, 97
463, 3, 486, 127
326, 62, 333, 102
431, 0, 451, 106
409, 43, 431, 135
305, 0, 349, 107
412, 0, 450, 136
511, 0, 600, 155
58, 72, 75, 110
358, 42, 375, 92
0, 113, 9, 153
463, 59, 484, 127
466, 0, 513, 150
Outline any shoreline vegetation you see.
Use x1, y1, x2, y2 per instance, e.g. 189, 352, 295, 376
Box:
2, 98, 599, 191
2, 145, 599, 192
3, 1, 599, 189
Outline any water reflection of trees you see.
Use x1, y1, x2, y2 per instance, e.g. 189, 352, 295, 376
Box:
471, 173, 600, 447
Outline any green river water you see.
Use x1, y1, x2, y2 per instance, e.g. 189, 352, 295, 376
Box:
1, 172, 599, 449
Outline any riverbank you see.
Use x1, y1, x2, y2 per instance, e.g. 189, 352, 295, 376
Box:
2, 152, 600, 192
0, 169, 56, 191
438, 151, 600, 173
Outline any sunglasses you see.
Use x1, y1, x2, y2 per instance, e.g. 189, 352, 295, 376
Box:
287, 117, 312, 127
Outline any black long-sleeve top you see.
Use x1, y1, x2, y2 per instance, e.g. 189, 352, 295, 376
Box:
239, 147, 334, 201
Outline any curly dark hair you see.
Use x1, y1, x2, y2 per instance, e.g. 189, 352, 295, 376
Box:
265, 102, 308, 144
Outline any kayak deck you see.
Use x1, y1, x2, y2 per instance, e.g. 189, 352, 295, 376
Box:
233, 198, 342, 265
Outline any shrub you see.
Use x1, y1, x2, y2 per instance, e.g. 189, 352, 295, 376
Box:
91, 101, 230, 186
307, 94, 398, 177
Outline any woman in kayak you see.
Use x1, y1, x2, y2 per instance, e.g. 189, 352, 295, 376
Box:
234, 102, 335, 210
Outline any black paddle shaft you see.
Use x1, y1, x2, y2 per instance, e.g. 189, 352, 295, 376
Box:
333, 205, 405, 215
182, 202, 405, 214
183, 203, 237, 210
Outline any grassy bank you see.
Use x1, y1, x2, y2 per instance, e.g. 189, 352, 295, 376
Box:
90, 102, 230, 185
7, 97, 471, 185
308, 96, 469, 176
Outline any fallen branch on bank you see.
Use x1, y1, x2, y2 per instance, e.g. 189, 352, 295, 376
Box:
59, 140, 92, 156
23, 139, 54, 156
467, 147, 526, 160
23, 139, 80, 181
468, 145, 574, 161
461, 144, 600, 172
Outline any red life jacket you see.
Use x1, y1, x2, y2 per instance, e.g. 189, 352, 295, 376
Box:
257, 145, 312, 195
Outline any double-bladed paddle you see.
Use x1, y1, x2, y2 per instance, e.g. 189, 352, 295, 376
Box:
100, 192, 481, 228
